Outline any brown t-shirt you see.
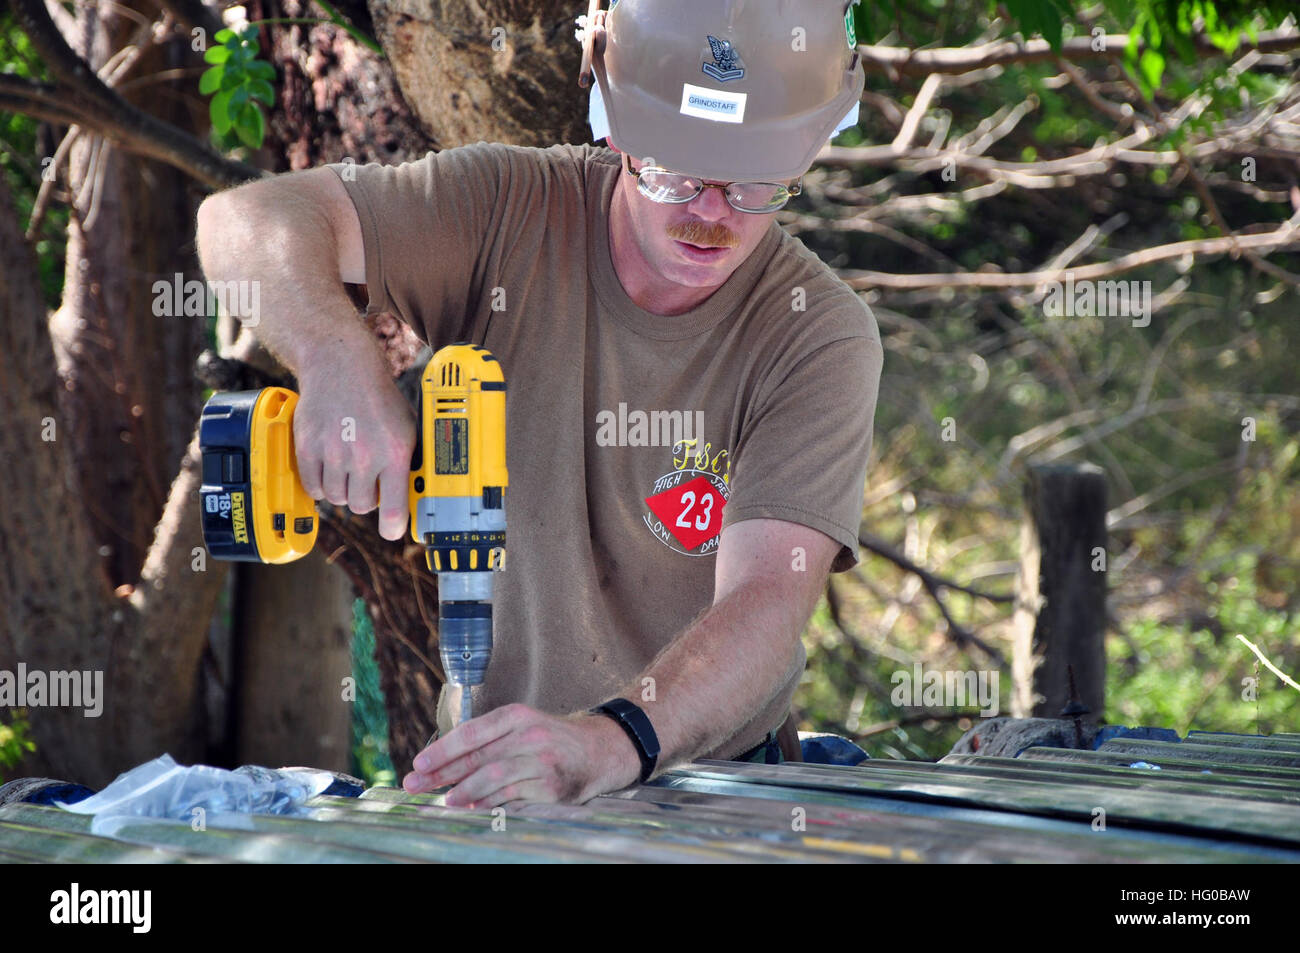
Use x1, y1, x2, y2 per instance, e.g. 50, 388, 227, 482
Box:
328, 142, 882, 758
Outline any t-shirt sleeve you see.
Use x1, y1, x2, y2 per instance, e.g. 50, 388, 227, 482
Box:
722, 328, 882, 572
324, 142, 521, 345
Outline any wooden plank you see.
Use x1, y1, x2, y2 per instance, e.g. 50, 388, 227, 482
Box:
292, 800, 627, 863
0, 817, 204, 863
353, 780, 1227, 863
1099, 739, 1300, 768
656, 761, 1300, 847
307, 796, 680, 863
939, 753, 1300, 798
334, 791, 858, 863
0, 804, 413, 864
1020, 746, 1300, 781
873, 756, 1300, 802
1184, 732, 1300, 752
601, 785, 1281, 863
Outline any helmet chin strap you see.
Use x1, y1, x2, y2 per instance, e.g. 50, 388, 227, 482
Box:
578, 1, 609, 88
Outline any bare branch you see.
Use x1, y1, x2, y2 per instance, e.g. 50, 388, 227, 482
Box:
841, 222, 1300, 290
856, 28, 1300, 76
891, 72, 943, 152
859, 531, 1015, 605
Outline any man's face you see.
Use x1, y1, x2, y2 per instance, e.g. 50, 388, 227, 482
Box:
610, 145, 778, 293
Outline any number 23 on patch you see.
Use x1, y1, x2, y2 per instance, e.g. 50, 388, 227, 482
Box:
644, 474, 726, 550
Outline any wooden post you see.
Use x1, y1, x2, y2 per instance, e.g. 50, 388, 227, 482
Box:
1011, 463, 1107, 721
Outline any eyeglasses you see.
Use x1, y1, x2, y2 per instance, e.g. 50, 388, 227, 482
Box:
624, 154, 801, 214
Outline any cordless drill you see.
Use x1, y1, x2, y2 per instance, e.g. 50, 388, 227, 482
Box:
198, 344, 508, 725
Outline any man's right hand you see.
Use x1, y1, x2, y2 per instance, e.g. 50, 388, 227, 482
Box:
293, 353, 416, 542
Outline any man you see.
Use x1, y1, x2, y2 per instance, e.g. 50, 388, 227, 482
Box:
196, 0, 881, 809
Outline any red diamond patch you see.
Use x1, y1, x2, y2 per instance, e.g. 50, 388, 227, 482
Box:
645, 474, 726, 550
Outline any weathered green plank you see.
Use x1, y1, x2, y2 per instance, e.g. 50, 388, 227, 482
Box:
1184, 732, 1300, 752
0, 817, 206, 863
1099, 739, 1300, 768
1020, 746, 1300, 781
875, 755, 1300, 802
608, 784, 1285, 863
0, 804, 412, 864
303, 798, 640, 863
656, 760, 1300, 847
354, 787, 908, 862
323, 791, 856, 863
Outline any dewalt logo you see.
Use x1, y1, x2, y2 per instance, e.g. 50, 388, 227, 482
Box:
230, 491, 249, 544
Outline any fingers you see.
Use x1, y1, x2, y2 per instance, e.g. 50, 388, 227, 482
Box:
348, 472, 378, 515
377, 464, 409, 541
446, 757, 553, 809
297, 454, 324, 501
403, 745, 552, 808
289, 380, 414, 538
321, 455, 349, 507
412, 704, 522, 778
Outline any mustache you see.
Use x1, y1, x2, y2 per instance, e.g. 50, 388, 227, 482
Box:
666, 221, 739, 249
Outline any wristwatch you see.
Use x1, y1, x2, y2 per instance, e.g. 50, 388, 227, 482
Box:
589, 698, 660, 783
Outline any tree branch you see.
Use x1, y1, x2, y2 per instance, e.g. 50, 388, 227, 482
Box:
841, 221, 1300, 290
857, 28, 1300, 76
8, 0, 261, 188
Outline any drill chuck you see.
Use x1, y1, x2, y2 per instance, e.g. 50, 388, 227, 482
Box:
438, 598, 494, 692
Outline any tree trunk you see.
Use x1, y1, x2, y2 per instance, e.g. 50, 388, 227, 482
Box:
233, 551, 355, 770
2, 1, 227, 788
367, 0, 588, 148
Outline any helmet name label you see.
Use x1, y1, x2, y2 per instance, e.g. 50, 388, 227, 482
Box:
679, 83, 747, 124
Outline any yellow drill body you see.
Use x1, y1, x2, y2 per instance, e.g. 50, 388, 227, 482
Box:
200, 343, 507, 726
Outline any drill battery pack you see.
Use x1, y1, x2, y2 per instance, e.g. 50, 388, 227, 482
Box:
198, 387, 319, 563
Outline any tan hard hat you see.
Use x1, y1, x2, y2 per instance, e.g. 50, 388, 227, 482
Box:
579, 0, 864, 183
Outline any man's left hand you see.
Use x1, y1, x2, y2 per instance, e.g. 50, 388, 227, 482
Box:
402, 703, 642, 808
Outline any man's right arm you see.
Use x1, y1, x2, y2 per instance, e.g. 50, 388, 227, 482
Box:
196, 168, 415, 541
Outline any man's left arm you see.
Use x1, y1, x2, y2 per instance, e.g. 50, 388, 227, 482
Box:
401, 517, 838, 806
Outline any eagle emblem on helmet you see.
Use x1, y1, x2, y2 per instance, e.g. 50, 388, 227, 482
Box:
702, 35, 745, 82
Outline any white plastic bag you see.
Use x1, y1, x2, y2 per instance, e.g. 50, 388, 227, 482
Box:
59, 754, 334, 835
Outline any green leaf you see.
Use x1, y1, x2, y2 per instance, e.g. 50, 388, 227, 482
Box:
234, 103, 265, 149
214, 27, 234, 43
248, 79, 275, 106
210, 88, 234, 136
198, 65, 224, 95
1139, 47, 1165, 92
203, 45, 230, 64
229, 85, 250, 110
246, 60, 276, 82
223, 32, 242, 50
220, 67, 242, 91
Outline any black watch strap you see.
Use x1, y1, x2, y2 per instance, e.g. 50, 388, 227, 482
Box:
590, 698, 660, 783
